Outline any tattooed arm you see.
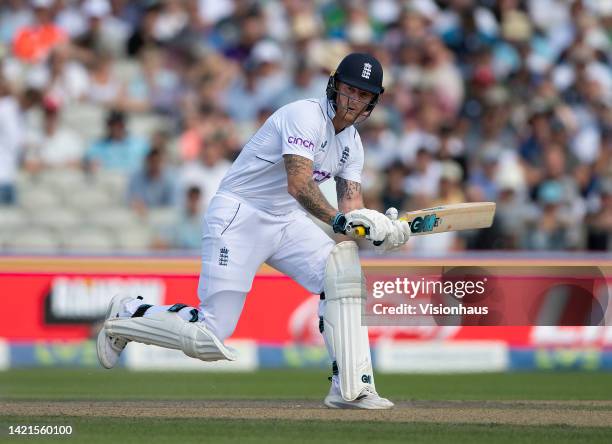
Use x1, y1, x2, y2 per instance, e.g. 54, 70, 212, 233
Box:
335, 176, 364, 213
284, 154, 338, 224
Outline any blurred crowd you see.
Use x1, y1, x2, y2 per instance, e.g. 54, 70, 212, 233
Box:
0, 0, 611, 252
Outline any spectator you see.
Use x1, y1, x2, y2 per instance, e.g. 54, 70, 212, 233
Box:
221, 5, 266, 63
433, 161, 466, 206
0, 0, 33, 45
404, 147, 442, 207
179, 105, 216, 162
397, 97, 442, 166
525, 180, 571, 250
86, 51, 124, 107
127, 147, 176, 216
153, 185, 202, 251
492, 175, 531, 250
153, 0, 189, 44
222, 40, 289, 123
2, 0, 611, 253
124, 47, 181, 114
73, 0, 131, 59
220, 61, 261, 123
55, 0, 88, 39
0, 84, 40, 205
126, 2, 163, 57
273, 59, 327, 108
361, 109, 399, 171
420, 35, 465, 115
26, 44, 90, 103
179, 131, 231, 211
468, 150, 500, 202
23, 96, 84, 172
586, 179, 612, 251
85, 109, 149, 174
380, 161, 408, 212
12, 0, 68, 63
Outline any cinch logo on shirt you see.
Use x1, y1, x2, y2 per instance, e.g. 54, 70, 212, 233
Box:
288, 136, 315, 150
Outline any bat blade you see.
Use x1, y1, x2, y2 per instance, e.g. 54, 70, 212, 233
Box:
401, 202, 496, 236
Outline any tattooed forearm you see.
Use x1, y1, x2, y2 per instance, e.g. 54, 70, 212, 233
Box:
297, 180, 338, 223
284, 153, 312, 178
335, 176, 361, 200
284, 154, 338, 224
335, 177, 364, 212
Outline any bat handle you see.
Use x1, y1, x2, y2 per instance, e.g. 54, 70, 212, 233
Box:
353, 225, 367, 238
351, 225, 384, 246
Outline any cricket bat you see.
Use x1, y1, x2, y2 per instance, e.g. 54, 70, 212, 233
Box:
352, 202, 496, 239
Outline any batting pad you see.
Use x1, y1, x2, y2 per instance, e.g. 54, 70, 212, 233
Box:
322, 241, 375, 401
105, 311, 237, 362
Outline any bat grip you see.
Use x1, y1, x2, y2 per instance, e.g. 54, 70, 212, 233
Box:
351, 225, 384, 246
353, 225, 366, 237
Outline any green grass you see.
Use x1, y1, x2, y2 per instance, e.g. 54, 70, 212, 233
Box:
2, 370, 612, 443
0, 417, 611, 444
1, 369, 612, 401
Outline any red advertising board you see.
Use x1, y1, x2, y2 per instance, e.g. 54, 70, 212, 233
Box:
1, 256, 611, 347
0, 272, 311, 343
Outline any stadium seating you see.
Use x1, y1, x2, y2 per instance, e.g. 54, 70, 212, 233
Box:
147, 208, 179, 228
34, 208, 84, 232
0, 207, 29, 231
115, 226, 154, 252
62, 187, 114, 212
18, 187, 63, 211
86, 207, 140, 231
5, 226, 62, 253
61, 227, 117, 253
61, 103, 105, 141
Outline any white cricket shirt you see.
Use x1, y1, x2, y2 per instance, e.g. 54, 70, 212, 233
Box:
217, 97, 364, 215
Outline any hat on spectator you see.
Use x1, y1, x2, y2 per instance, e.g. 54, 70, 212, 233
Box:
481, 149, 500, 165
502, 10, 532, 42
405, 0, 439, 21
484, 86, 510, 106
497, 167, 524, 192
251, 40, 283, 65
308, 40, 351, 72
83, 0, 111, 18
440, 161, 463, 182
364, 107, 388, 128
292, 14, 320, 40
31, 0, 53, 8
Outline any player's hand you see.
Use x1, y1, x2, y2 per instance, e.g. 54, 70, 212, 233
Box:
376, 207, 410, 252
341, 209, 394, 244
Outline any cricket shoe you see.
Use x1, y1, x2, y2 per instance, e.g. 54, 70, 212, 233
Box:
96, 295, 134, 369
324, 376, 394, 409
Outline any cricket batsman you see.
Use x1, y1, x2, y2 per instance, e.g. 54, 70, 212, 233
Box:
97, 53, 410, 409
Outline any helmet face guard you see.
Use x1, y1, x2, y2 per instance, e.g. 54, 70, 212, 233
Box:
326, 75, 383, 125
325, 53, 385, 126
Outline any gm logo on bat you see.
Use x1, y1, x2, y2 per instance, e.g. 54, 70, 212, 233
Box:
409, 214, 440, 233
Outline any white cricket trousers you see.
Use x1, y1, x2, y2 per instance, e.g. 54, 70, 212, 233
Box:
197, 193, 335, 340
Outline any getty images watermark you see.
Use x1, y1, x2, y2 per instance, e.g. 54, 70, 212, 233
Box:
362, 266, 611, 327
371, 277, 488, 316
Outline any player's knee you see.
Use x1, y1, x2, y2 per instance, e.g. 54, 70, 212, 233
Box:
310, 239, 337, 294
206, 318, 237, 342
324, 241, 363, 301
